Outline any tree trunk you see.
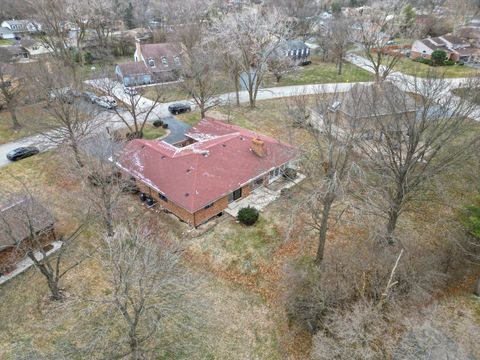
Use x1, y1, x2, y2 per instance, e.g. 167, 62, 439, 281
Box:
386, 204, 401, 245
234, 74, 240, 106
129, 330, 140, 360
200, 106, 206, 119
7, 104, 21, 130
337, 58, 343, 75
71, 143, 84, 168
31, 255, 64, 301
315, 196, 334, 265
474, 276, 480, 297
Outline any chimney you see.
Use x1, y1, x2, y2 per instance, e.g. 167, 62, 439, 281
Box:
134, 39, 142, 62
251, 138, 266, 157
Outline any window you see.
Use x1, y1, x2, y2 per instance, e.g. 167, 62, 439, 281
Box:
251, 176, 264, 190
204, 203, 214, 209
174, 56, 180, 65
158, 193, 168, 202
148, 58, 155, 68
161, 56, 168, 66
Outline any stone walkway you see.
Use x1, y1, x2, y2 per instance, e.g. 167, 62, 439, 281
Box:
225, 174, 305, 217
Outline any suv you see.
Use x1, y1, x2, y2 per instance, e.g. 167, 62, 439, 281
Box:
168, 103, 191, 115
6, 146, 40, 161
95, 96, 117, 110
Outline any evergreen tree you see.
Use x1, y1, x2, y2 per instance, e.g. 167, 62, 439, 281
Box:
123, 2, 135, 30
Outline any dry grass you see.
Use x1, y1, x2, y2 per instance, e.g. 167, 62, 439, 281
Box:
0, 150, 282, 359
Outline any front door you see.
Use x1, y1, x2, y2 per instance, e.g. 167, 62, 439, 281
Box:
228, 188, 242, 203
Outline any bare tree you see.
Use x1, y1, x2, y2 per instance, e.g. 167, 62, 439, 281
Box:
94, 223, 196, 359
31, 63, 100, 168
0, 186, 86, 301
96, 79, 162, 139
355, 4, 403, 82
272, 0, 320, 40
288, 87, 365, 264
357, 76, 480, 244
178, 46, 222, 119
329, 17, 351, 75
0, 60, 23, 130
77, 134, 129, 237
212, 9, 289, 108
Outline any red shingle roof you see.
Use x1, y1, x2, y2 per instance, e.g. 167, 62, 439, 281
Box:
117, 118, 297, 212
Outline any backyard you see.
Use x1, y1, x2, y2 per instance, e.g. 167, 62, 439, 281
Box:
0, 97, 479, 359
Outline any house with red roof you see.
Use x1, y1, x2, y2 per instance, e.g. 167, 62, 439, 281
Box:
115, 41, 183, 87
116, 118, 298, 226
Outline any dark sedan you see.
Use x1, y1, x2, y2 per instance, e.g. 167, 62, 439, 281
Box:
168, 103, 191, 115
6, 146, 40, 161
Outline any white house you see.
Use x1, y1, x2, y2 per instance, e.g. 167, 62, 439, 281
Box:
0, 27, 15, 40
1, 20, 40, 34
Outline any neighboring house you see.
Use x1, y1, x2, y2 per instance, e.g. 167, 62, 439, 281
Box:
0, 196, 56, 275
410, 34, 474, 62
0, 27, 15, 40
0, 20, 40, 35
0, 45, 29, 62
115, 41, 183, 87
116, 118, 298, 227
277, 40, 311, 64
20, 38, 50, 57
310, 82, 417, 141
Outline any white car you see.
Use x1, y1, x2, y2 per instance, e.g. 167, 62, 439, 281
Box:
95, 96, 117, 110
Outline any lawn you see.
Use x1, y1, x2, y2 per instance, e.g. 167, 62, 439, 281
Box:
0, 149, 283, 359
265, 56, 374, 87
393, 57, 480, 78
142, 123, 167, 140
0, 39, 14, 45
0, 103, 57, 144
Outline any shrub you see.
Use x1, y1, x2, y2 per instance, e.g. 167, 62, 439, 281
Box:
444, 59, 455, 66
414, 57, 433, 66
83, 51, 94, 65
431, 49, 447, 66
152, 119, 164, 127
162, 123, 169, 129
237, 206, 259, 226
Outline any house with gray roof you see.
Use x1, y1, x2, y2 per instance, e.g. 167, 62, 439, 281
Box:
276, 40, 311, 64
0, 20, 39, 34
115, 41, 183, 87
410, 34, 476, 62
0, 27, 15, 40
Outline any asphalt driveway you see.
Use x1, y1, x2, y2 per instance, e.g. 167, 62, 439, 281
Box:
158, 115, 191, 144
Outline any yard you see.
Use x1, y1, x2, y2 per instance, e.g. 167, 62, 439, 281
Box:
393, 56, 480, 78
0, 103, 57, 144
0, 97, 479, 359
264, 56, 374, 86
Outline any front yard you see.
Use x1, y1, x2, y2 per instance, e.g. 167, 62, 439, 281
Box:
393, 57, 480, 78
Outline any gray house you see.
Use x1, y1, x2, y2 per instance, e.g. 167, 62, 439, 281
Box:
0, 20, 39, 34
0, 27, 15, 40
277, 40, 311, 63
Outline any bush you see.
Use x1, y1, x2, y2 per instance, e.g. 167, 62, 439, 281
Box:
162, 123, 169, 129
152, 119, 164, 127
237, 206, 259, 226
444, 60, 455, 66
431, 49, 447, 66
414, 57, 433, 66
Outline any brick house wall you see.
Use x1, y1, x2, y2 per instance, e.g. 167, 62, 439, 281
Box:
132, 177, 255, 226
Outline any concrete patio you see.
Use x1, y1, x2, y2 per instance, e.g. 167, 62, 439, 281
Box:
225, 174, 305, 218
0, 241, 63, 285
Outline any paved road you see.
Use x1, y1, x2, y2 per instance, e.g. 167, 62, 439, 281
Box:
0, 68, 476, 169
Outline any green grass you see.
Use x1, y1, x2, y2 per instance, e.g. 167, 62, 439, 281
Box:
142, 124, 167, 140
393, 57, 480, 78
266, 58, 374, 87
0, 39, 14, 45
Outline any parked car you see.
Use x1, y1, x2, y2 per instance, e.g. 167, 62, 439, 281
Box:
95, 96, 117, 110
48, 87, 74, 104
124, 87, 138, 96
83, 91, 99, 103
6, 146, 40, 161
168, 103, 191, 115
